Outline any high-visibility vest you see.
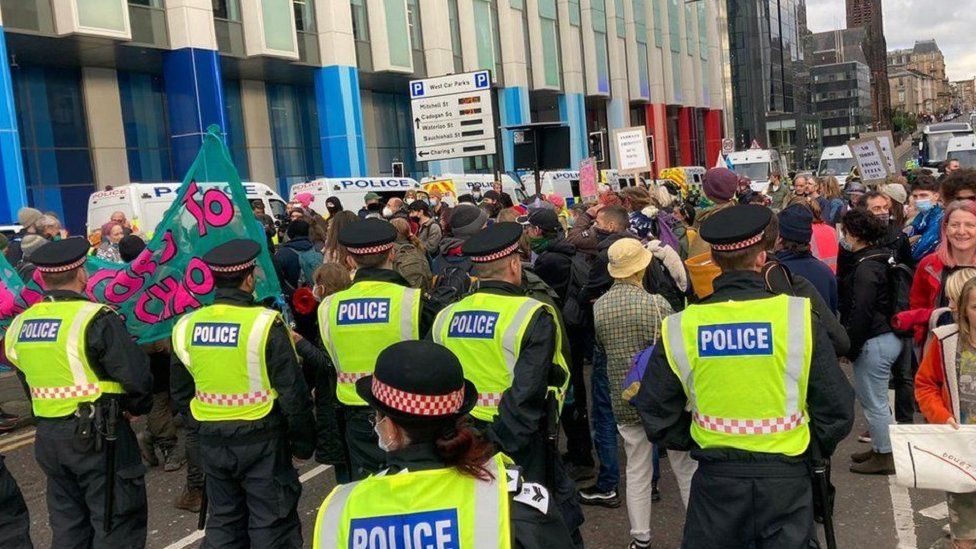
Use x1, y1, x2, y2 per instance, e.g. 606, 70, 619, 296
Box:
5, 300, 124, 418
810, 224, 838, 274
661, 295, 813, 456
172, 304, 281, 421
313, 454, 512, 549
431, 292, 570, 422
318, 280, 422, 406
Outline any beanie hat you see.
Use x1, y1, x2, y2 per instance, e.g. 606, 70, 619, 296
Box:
294, 193, 314, 209
17, 207, 42, 228
20, 234, 48, 260
702, 168, 739, 202
450, 205, 489, 238
882, 183, 908, 205
778, 204, 814, 243
119, 235, 147, 262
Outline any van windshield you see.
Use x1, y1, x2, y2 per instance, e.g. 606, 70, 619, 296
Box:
818, 158, 855, 176
731, 162, 769, 182
948, 150, 976, 169
269, 199, 287, 220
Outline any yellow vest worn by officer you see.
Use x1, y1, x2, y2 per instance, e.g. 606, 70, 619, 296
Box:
317, 218, 423, 406
172, 304, 282, 421
5, 300, 124, 418
661, 294, 813, 456
313, 453, 512, 548
432, 293, 570, 422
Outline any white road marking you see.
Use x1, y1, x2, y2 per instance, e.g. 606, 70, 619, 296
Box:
889, 474, 918, 549
0, 429, 36, 453
919, 501, 949, 521
161, 463, 332, 549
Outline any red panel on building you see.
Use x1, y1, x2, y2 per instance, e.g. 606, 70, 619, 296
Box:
677, 107, 693, 167
704, 109, 724, 167
644, 103, 669, 172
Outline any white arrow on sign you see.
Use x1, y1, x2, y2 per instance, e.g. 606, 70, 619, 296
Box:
416, 139, 497, 162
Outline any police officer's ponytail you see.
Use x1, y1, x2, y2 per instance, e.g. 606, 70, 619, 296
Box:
402, 416, 495, 481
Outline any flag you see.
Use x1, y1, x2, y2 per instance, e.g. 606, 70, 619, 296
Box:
0, 253, 39, 333
83, 125, 283, 344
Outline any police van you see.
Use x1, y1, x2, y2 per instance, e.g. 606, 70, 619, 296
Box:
727, 149, 782, 193
85, 182, 287, 236
288, 177, 422, 214
420, 174, 525, 202
816, 146, 855, 187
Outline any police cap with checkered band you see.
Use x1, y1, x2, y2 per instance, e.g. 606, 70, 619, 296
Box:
31, 237, 91, 274
339, 218, 396, 256
356, 340, 477, 425
202, 239, 261, 273
461, 221, 523, 263
700, 204, 772, 252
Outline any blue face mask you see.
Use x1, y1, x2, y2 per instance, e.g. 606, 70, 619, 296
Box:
915, 199, 933, 213
839, 238, 853, 252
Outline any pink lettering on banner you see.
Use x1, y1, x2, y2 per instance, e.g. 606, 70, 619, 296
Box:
102, 270, 144, 304
129, 248, 158, 277
159, 230, 178, 265
183, 181, 234, 236
132, 260, 215, 325
0, 282, 16, 318
23, 270, 44, 304
184, 257, 213, 295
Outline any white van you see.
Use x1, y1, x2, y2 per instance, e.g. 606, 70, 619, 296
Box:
726, 149, 782, 193
289, 177, 422, 215
947, 134, 976, 169
817, 146, 856, 187
86, 182, 287, 236
421, 174, 525, 202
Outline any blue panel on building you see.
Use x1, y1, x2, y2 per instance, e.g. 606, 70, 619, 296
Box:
498, 86, 530, 173
162, 48, 226, 178
559, 93, 588, 168
315, 65, 367, 178
0, 26, 27, 224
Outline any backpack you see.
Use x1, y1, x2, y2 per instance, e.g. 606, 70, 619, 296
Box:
652, 213, 681, 255
860, 253, 914, 336
285, 247, 324, 290
428, 266, 476, 308
561, 253, 593, 328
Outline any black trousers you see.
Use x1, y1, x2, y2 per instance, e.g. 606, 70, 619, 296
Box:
682, 461, 813, 549
562, 324, 595, 467
199, 423, 302, 549
34, 418, 147, 549
891, 337, 916, 424
0, 455, 31, 548
342, 407, 386, 481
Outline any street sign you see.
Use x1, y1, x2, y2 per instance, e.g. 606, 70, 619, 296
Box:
722, 138, 734, 154
612, 126, 652, 175
410, 71, 496, 162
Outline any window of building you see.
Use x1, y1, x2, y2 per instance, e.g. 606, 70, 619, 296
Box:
591, 0, 610, 94
129, 0, 162, 6
384, 0, 411, 67
118, 71, 173, 183
568, 0, 580, 26
447, 0, 463, 72
473, 0, 496, 72
697, 3, 707, 60
212, 0, 241, 20
407, 0, 424, 54
615, 0, 625, 38
351, 0, 369, 41
12, 65, 94, 233
368, 91, 419, 178
294, 0, 315, 32
684, 2, 694, 55
667, 0, 680, 53
266, 83, 322, 195
539, 0, 561, 87
651, 0, 662, 47
223, 79, 250, 180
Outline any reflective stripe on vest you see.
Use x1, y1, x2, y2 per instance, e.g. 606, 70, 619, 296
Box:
5, 301, 124, 418
662, 295, 813, 456
319, 280, 422, 406
313, 454, 511, 549
432, 293, 570, 422
172, 305, 279, 421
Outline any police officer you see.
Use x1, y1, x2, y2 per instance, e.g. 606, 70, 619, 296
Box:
634, 205, 855, 549
170, 239, 315, 548
4, 237, 152, 548
430, 222, 583, 543
313, 340, 575, 548
317, 218, 434, 480
0, 455, 30, 547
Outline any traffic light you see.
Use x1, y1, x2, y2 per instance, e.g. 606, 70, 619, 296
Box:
392, 161, 404, 177
588, 131, 605, 163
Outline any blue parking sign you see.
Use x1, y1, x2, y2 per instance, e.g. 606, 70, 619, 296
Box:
411, 81, 425, 98
474, 71, 490, 89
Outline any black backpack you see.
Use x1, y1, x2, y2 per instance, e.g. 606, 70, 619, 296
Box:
561, 253, 592, 328
860, 253, 914, 336
428, 266, 476, 308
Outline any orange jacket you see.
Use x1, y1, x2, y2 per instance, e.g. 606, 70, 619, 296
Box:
915, 325, 961, 425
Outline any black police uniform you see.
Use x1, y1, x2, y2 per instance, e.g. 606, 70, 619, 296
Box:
633, 206, 855, 549
444, 224, 585, 544
170, 240, 316, 548
0, 454, 31, 547
18, 238, 153, 548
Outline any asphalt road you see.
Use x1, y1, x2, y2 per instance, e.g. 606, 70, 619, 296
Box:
0, 364, 958, 549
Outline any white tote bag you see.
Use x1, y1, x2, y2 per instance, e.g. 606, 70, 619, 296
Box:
890, 424, 976, 493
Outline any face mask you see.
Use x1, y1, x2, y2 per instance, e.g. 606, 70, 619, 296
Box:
875, 213, 891, 225
367, 203, 382, 212
472, 192, 482, 201
594, 226, 613, 238
374, 416, 392, 452
405, 198, 414, 205
382, 206, 393, 218
431, 198, 440, 206
326, 204, 339, 215
839, 238, 853, 251
530, 236, 550, 253
915, 199, 933, 213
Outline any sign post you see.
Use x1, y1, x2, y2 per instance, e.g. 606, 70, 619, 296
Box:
409, 71, 497, 163
612, 126, 653, 185
847, 137, 891, 186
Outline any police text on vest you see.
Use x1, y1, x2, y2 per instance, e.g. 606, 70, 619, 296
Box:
19, 320, 62, 342
697, 322, 773, 357
337, 298, 392, 325
350, 509, 460, 549
448, 311, 500, 339
192, 323, 241, 347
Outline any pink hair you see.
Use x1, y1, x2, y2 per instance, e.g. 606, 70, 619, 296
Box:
936, 200, 976, 267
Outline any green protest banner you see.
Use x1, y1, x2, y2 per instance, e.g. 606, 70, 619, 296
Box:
83, 125, 284, 343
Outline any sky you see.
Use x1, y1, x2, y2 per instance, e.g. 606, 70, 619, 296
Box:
805, 0, 976, 82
